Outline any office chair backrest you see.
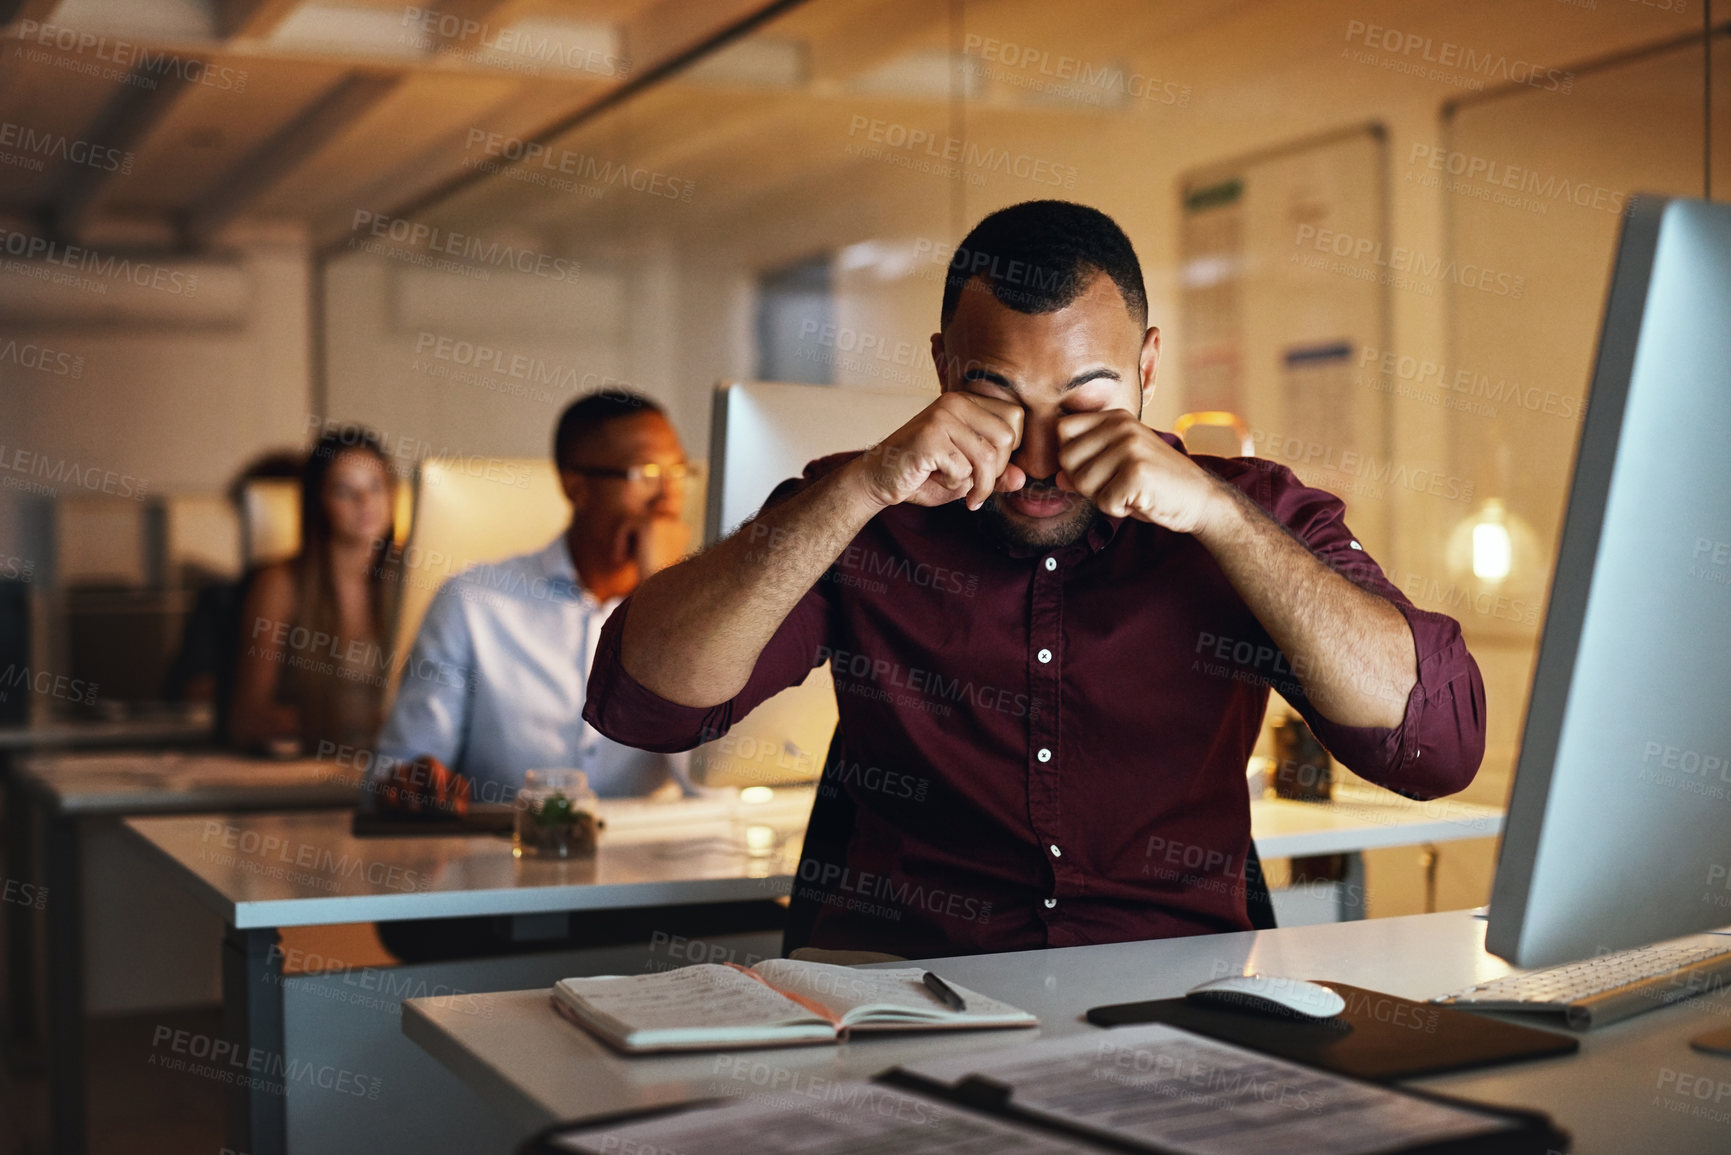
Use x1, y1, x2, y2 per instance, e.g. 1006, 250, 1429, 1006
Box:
239, 479, 301, 569
390, 458, 569, 688
388, 456, 707, 697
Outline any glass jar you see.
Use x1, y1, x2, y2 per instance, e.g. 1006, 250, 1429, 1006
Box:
513, 769, 602, 859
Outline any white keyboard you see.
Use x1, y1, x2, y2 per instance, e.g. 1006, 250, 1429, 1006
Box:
1435, 935, 1731, 1029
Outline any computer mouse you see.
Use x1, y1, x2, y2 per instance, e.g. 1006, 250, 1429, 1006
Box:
1185, 974, 1347, 1021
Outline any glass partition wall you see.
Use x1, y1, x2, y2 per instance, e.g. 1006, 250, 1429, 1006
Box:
319, 0, 1727, 916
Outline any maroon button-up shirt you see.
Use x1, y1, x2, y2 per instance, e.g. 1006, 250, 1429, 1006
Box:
585, 437, 1486, 958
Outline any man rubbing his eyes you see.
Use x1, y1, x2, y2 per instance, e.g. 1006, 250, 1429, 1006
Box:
585, 200, 1486, 959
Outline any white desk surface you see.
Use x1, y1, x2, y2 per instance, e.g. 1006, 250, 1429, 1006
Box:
122, 791, 816, 929
402, 909, 1731, 1153
16, 750, 362, 815
1249, 785, 1503, 858
115, 778, 1497, 929
0, 714, 211, 751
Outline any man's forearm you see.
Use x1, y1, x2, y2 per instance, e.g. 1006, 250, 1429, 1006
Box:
619, 457, 883, 707
1194, 483, 1417, 728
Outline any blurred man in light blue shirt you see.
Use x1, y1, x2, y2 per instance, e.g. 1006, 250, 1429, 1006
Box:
374, 390, 697, 805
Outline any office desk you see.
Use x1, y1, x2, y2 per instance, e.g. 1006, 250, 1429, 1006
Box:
1250, 786, 1504, 919
403, 908, 1730, 1153
1250, 786, 1502, 857
6, 752, 360, 1155
0, 713, 212, 752
123, 790, 814, 1155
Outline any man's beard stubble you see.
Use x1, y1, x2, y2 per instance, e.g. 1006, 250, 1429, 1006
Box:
978, 478, 1099, 549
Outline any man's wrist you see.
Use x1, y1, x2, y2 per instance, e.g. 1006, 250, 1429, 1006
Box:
1191, 475, 1252, 546
836, 454, 895, 515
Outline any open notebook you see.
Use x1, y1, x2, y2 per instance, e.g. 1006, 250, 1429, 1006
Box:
551, 960, 1038, 1052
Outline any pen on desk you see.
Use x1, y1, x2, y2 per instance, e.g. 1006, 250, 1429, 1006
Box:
923, 971, 967, 1012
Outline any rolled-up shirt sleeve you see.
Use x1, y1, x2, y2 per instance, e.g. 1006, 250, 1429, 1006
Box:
583, 583, 831, 753
1243, 459, 1487, 798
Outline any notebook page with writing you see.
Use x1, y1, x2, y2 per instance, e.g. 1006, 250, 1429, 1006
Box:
899, 1024, 1520, 1155
553, 965, 834, 1049
749, 961, 1038, 1029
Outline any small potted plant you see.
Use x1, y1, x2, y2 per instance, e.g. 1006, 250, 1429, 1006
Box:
514, 769, 601, 859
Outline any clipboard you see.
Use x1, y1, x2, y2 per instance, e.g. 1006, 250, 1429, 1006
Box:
518, 1047, 1571, 1155
882, 1057, 1572, 1155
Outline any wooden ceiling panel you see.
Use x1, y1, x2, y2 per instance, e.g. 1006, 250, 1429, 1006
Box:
253, 70, 576, 218
0, 46, 135, 207
305, 73, 605, 245
0, 0, 1710, 249
100, 55, 349, 213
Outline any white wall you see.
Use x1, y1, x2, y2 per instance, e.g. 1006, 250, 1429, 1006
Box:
0, 232, 315, 578
321, 236, 751, 472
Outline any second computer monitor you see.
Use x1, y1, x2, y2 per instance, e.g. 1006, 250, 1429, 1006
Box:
692, 380, 931, 788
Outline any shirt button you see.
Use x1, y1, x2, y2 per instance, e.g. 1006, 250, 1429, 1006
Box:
1043, 557, 1057, 572
1037, 648, 1052, 664
1036, 748, 1052, 763
1044, 898, 1057, 909
1049, 844, 1062, 857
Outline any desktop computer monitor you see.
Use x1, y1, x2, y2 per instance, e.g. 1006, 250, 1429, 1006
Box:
691, 380, 931, 788
1487, 196, 1731, 969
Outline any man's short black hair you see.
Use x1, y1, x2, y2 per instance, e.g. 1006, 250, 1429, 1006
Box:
553, 390, 663, 468
940, 200, 1147, 329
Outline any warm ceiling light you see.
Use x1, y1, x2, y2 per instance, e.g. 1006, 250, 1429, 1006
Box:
1447, 497, 1538, 591
1472, 517, 1513, 582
